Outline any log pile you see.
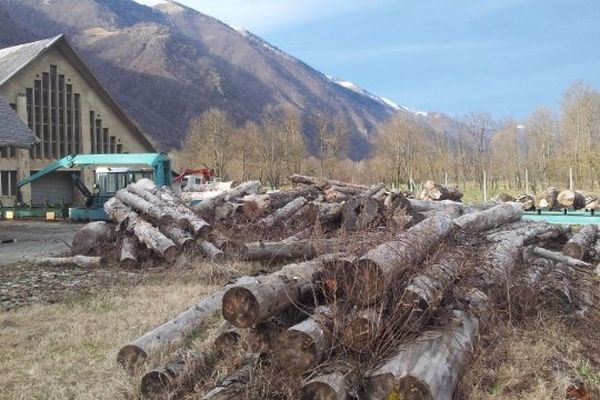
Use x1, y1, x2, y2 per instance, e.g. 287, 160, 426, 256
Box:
104, 175, 598, 399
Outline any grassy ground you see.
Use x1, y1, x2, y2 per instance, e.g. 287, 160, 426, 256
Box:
0, 258, 598, 399
0, 259, 255, 400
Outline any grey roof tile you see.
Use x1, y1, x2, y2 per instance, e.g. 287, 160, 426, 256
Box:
0, 35, 63, 86
0, 94, 39, 148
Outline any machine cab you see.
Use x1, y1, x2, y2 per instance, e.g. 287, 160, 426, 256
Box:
94, 167, 154, 200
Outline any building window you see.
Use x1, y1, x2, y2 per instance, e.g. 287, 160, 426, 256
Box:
0, 171, 17, 196
24, 66, 82, 160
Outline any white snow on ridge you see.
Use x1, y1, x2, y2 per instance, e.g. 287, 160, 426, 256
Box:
380, 97, 401, 110
401, 105, 428, 117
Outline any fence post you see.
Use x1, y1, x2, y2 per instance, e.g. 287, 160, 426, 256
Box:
525, 169, 529, 193
483, 170, 488, 203
569, 167, 573, 191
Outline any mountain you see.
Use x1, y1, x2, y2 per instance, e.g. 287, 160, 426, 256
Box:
0, 0, 414, 158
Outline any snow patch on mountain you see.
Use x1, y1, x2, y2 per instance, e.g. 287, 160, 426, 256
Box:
328, 76, 401, 112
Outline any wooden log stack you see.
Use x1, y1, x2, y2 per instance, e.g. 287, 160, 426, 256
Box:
90, 175, 596, 399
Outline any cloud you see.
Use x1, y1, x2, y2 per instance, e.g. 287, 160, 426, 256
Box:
134, 0, 384, 33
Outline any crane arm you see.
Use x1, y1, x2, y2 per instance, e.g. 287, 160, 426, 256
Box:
17, 154, 77, 188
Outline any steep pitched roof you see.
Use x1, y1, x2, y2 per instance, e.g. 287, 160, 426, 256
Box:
0, 34, 155, 152
0, 35, 62, 86
0, 95, 39, 148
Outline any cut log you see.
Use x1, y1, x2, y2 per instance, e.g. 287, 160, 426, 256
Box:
535, 187, 560, 210
315, 201, 343, 228
162, 225, 195, 250
272, 306, 333, 371
241, 193, 270, 219
199, 241, 225, 261
104, 198, 178, 262
408, 199, 469, 213
319, 254, 356, 299
563, 224, 597, 260
360, 182, 386, 198
363, 310, 477, 400
345, 215, 454, 306
324, 188, 348, 203
557, 190, 586, 209
222, 255, 339, 328
516, 194, 535, 210
136, 179, 211, 237
140, 355, 189, 398
419, 180, 462, 201
396, 249, 466, 330
115, 189, 173, 225
117, 289, 225, 373
341, 307, 383, 352
267, 186, 320, 211
494, 192, 516, 203
126, 182, 190, 230
453, 203, 523, 233
371, 188, 387, 202
531, 247, 593, 271
194, 181, 261, 216
36, 255, 102, 268
211, 232, 247, 259
300, 372, 347, 400
246, 320, 287, 353
119, 236, 139, 269
71, 221, 114, 256
244, 239, 341, 263
202, 358, 257, 400
341, 197, 384, 230
289, 174, 320, 186
256, 196, 308, 229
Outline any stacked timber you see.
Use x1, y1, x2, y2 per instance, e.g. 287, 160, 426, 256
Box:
108, 176, 597, 399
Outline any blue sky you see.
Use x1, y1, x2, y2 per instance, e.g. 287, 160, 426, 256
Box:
136, 0, 600, 120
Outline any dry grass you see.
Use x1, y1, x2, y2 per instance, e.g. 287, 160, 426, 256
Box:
0, 258, 259, 400
461, 313, 600, 400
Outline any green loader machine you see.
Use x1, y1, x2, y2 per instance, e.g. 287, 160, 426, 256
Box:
11, 153, 172, 221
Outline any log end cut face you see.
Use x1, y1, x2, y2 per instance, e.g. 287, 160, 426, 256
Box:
365, 374, 432, 400
343, 260, 386, 306
273, 330, 318, 371
116, 345, 148, 375
343, 317, 376, 351
563, 242, 585, 260
222, 287, 260, 328
300, 382, 338, 400
140, 369, 173, 397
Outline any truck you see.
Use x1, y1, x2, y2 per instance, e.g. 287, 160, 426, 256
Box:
11, 153, 172, 221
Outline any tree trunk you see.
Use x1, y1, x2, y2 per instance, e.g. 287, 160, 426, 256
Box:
563, 224, 597, 260
341, 307, 383, 352
341, 197, 384, 230
360, 182, 386, 198
241, 193, 270, 219
453, 203, 523, 233
557, 190, 586, 209
117, 289, 225, 373
535, 187, 559, 210
202, 358, 257, 400
319, 254, 356, 299
244, 239, 342, 263
408, 199, 469, 213
222, 256, 336, 328
301, 372, 348, 400
396, 250, 466, 330
256, 196, 308, 229
37, 255, 102, 268
272, 307, 333, 371
363, 310, 478, 400
104, 198, 179, 262
531, 247, 593, 271
115, 189, 173, 226
194, 180, 261, 216
324, 188, 348, 203
136, 179, 211, 237
71, 221, 114, 256
267, 186, 320, 211
126, 182, 190, 230
211, 232, 247, 259
199, 241, 225, 261
345, 215, 454, 306
315, 201, 343, 228
119, 236, 138, 269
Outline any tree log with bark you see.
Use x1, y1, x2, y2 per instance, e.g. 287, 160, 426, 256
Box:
273, 306, 333, 371
345, 215, 454, 306
419, 180, 463, 201
244, 238, 342, 263
104, 198, 178, 262
363, 310, 478, 400
300, 372, 348, 400
557, 190, 586, 209
119, 236, 139, 269
341, 197, 385, 230
536, 187, 560, 210
453, 203, 523, 233
563, 224, 597, 260
36, 255, 103, 268
115, 189, 173, 226
256, 196, 308, 229
117, 289, 225, 373
71, 221, 114, 256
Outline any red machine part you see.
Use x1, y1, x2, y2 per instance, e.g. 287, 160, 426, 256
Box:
173, 168, 215, 183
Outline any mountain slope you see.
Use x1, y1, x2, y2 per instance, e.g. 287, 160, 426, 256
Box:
0, 0, 407, 158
